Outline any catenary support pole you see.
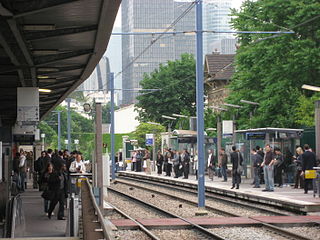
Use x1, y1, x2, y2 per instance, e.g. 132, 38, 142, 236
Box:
58, 111, 61, 151
66, 98, 71, 151
217, 115, 222, 162
95, 102, 103, 207
110, 72, 116, 180
315, 100, 320, 160
196, 0, 205, 208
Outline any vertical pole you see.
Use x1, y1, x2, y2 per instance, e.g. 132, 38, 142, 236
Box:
58, 111, 61, 151
196, 0, 205, 208
153, 133, 156, 171
232, 114, 236, 145
315, 100, 320, 160
110, 72, 116, 180
95, 102, 103, 207
66, 98, 71, 151
217, 115, 222, 161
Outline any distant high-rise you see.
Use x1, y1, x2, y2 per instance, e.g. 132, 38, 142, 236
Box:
121, 0, 196, 105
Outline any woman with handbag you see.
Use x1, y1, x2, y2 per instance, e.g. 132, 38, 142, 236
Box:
40, 162, 54, 216
230, 146, 243, 189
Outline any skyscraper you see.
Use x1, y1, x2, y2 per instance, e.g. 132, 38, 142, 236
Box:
121, 0, 196, 104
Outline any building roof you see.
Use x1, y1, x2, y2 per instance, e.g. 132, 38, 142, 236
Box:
205, 53, 235, 81
236, 128, 304, 133
0, 0, 120, 125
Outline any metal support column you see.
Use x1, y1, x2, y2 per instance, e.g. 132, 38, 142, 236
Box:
232, 114, 236, 145
315, 100, 320, 160
195, 0, 205, 208
57, 111, 61, 151
110, 72, 116, 180
217, 115, 222, 160
66, 98, 71, 151
95, 102, 103, 207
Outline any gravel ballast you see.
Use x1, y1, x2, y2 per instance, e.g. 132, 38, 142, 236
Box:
282, 226, 320, 240
114, 230, 151, 240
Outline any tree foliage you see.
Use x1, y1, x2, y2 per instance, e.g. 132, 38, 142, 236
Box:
132, 123, 166, 149
135, 53, 196, 126
295, 93, 320, 127
227, 0, 320, 129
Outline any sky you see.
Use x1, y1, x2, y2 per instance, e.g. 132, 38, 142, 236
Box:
113, 0, 244, 28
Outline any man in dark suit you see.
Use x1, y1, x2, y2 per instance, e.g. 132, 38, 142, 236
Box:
230, 146, 243, 189
301, 144, 317, 194
41, 149, 53, 173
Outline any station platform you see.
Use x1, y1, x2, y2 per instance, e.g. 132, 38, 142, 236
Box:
117, 171, 320, 213
15, 187, 68, 238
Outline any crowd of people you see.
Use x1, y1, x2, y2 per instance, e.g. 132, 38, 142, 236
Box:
13, 148, 88, 220
133, 143, 318, 194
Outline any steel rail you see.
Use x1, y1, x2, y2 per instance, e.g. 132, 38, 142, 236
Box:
117, 176, 290, 216
108, 187, 225, 240
113, 178, 313, 240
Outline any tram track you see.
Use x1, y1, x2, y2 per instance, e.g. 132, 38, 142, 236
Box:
110, 178, 314, 240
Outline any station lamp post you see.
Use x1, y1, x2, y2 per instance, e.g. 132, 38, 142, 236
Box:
222, 103, 242, 145
41, 133, 45, 151
302, 84, 320, 160
240, 99, 260, 128
161, 115, 177, 132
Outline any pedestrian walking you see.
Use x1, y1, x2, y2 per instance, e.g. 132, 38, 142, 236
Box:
40, 162, 54, 215
220, 148, 228, 182
230, 146, 243, 189
261, 144, 275, 192
252, 148, 263, 188
156, 150, 164, 175
207, 149, 215, 181
301, 144, 317, 194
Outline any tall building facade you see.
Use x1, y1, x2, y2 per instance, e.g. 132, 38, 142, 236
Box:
121, 0, 196, 104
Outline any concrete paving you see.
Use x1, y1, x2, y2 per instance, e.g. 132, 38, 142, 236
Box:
16, 188, 67, 238
118, 171, 320, 213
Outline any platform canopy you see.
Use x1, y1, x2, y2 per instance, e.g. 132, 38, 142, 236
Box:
0, 0, 120, 126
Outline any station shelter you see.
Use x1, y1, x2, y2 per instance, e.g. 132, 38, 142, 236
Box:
228, 128, 304, 178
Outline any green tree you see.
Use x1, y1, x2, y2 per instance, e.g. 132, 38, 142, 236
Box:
132, 123, 166, 149
226, 0, 320, 129
135, 53, 196, 126
295, 93, 320, 127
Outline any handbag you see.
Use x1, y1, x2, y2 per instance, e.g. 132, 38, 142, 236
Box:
41, 189, 54, 200
237, 152, 243, 175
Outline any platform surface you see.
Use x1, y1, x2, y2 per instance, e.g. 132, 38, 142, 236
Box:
15, 188, 67, 238
118, 171, 320, 213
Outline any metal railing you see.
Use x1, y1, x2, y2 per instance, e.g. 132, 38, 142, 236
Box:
4, 194, 25, 238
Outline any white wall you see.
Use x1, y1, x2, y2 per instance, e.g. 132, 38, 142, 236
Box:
114, 105, 140, 134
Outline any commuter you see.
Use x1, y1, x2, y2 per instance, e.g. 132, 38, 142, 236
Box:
261, 144, 275, 192
63, 149, 70, 162
41, 149, 53, 173
136, 150, 143, 172
34, 151, 46, 189
207, 149, 215, 181
230, 146, 243, 189
41, 162, 54, 215
156, 150, 164, 175
180, 149, 190, 179
143, 149, 151, 174
220, 148, 228, 182
293, 147, 304, 189
131, 150, 137, 171
69, 152, 86, 173
283, 148, 294, 185
256, 146, 265, 184
301, 144, 317, 194
19, 149, 27, 192
274, 148, 284, 188
165, 149, 173, 176
12, 152, 21, 192
163, 148, 169, 175
172, 150, 181, 178
252, 148, 263, 188
47, 164, 68, 220
52, 150, 65, 172
193, 151, 198, 180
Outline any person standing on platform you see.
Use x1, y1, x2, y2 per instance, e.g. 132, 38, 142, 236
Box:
256, 146, 265, 184
143, 149, 151, 174
230, 146, 243, 189
41, 149, 53, 173
293, 147, 304, 189
19, 149, 27, 192
220, 148, 228, 182
41, 162, 54, 215
156, 150, 164, 175
252, 148, 263, 188
193, 151, 198, 180
135, 150, 143, 172
274, 148, 284, 188
131, 150, 137, 171
261, 144, 275, 192
172, 150, 181, 178
181, 149, 190, 179
207, 149, 215, 181
47, 164, 68, 220
69, 152, 86, 173
301, 144, 317, 194
164, 149, 173, 176
34, 151, 46, 189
